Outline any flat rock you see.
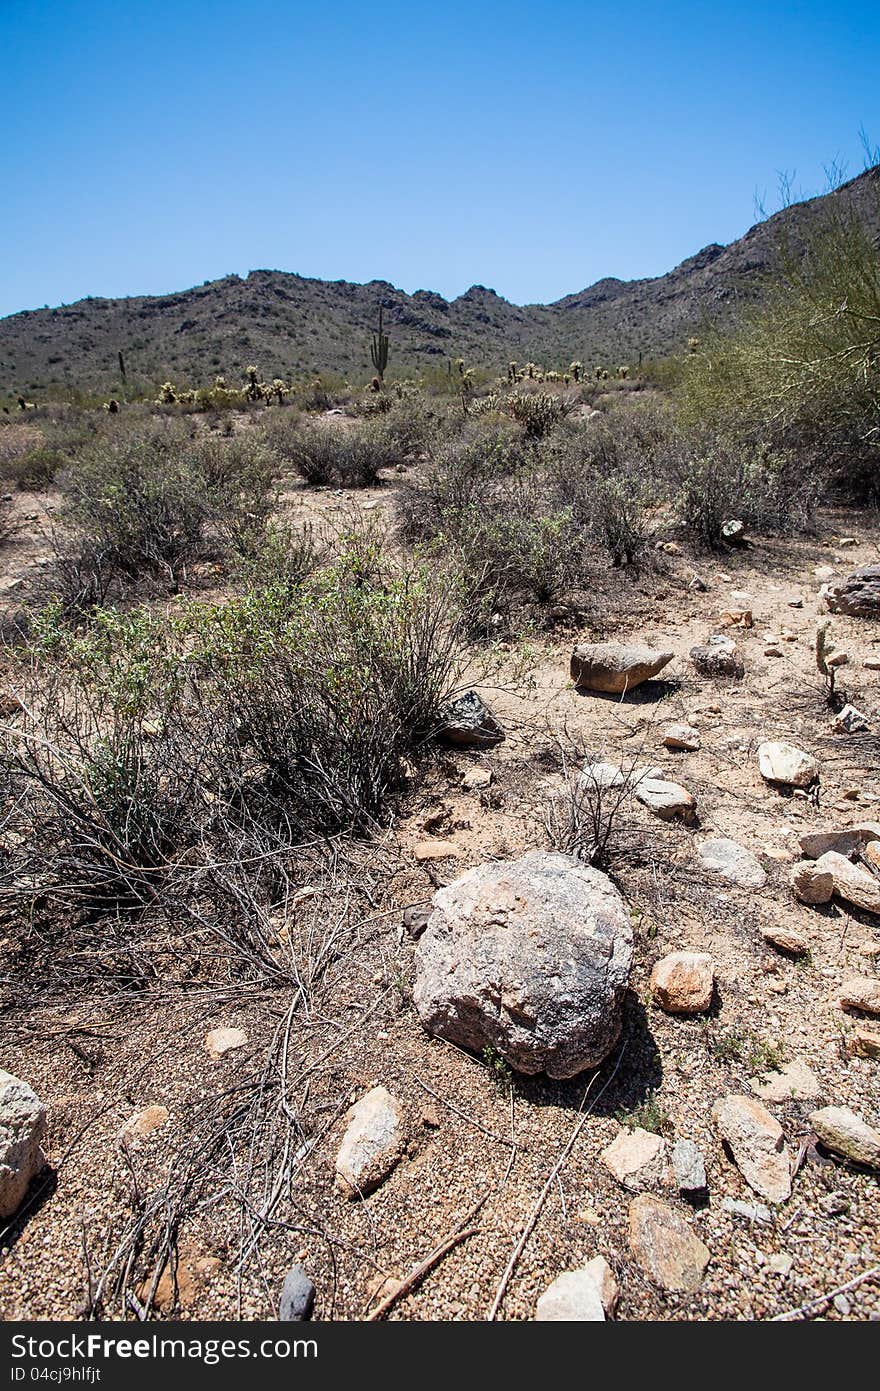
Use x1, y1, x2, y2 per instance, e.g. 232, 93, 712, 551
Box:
279, 1265, 316, 1320
847, 1027, 880, 1060
437, 691, 505, 748
413, 839, 459, 862
205, 1027, 248, 1059
823, 565, 880, 618
790, 860, 834, 905
712, 1094, 792, 1204
838, 975, 880, 1016
413, 851, 633, 1079
570, 641, 673, 694
535, 1257, 618, 1321
122, 1105, 169, 1138
749, 1059, 820, 1103
757, 741, 819, 788
0, 1071, 47, 1219
720, 1197, 773, 1224
628, 1195, 710, 1292
814, 851, 880, 913
799, 823, 880, 860
650, 951, 715, 1014
601, 1127, 667, 1190
580, 761, 626, 790
832, 703, 869, 734
690, 635, 744, 679
809, 1106, 880, 1169
671, 1138, 708, 1195
663, 723, 701, 752
461, 766, 492, 791
334, 1086, 405, 1198
761, 923, 809, 955
634, 776, 696, 823
697, 837, 766, 889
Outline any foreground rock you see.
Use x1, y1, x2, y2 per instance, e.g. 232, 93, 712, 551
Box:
671, 1139, 708, 1196
809, 1107, 880, 1169
601, 1128, 667, 1190
205, 1027, 248, 1059
690, 636, 744, 679
761, 923, 809, 955
628, 1195, 710, 1292
790, 860, 834, 905
697, 837, 766, 889
757, 741, 819, 789
334, 1087, 405, 1198
0, 1071, 47, 1219
712, 1095, 792, 1204
413, 851, 633, 1078
799, 823, 880, 860
650, 952, 715, 1014
812, 851, 880, 913
570, 641, 673, 694
633, 775, 696, 823
663, 723, 700, 752
823, 565, 880, 618
535, 1257, 619, 1321
437, 691, 504, 747
838, 975, 880, 1016
279, 1265, 316, 1320
749, 1059, 820, 1103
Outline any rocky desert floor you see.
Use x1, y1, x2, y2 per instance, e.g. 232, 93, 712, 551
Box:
1, 477, 879, 1323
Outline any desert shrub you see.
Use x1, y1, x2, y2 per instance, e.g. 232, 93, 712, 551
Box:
285, 417, 400, 487
544, 415, 660, 565
0, 409, 109, 489
396, 416, 532, 543
504, 390, 573, 438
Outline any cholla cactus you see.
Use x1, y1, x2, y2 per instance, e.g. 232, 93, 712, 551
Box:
507, 361, 518, 383
569, 361, 582, 382
271, 378, 288, 405
214, 375, 227, 389
618, 364, 629, 379
816, 619, 836, 695
243, 365, 264, 402
157, 381, 177, 404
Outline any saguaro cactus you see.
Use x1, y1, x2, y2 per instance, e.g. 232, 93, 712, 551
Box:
370, 305, 389, 385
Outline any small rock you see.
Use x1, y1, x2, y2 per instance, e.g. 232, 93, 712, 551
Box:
279, 1265, 316, 1320
580, 761, 626, 790
601, 1127, 667, 1190
764, 644, 784, 658
757, 741, 819, 789
205, 1027, 248, 1059
799, 823, 880, 859
768, 1253, 793, 1277
402, 905, 431, 939
864, 656, 880, 671
535, 1257, 619, 1321
847, 1027, 880, 1060
437, 691, 504, 748
809, 1106, 880, 1169
712, 1094, 792, 1204
720, 1197, 773, 1223
697, 837, 767, 889
761, 923, 809, 956
122, 1105, 169, 1138
820, 1192, 849, 1216
814, 850, 880, 913
823, 565, 880, 618
838, 537, 858, 548
749, 1058, 820, 1102
634, 776, 696, 823
689, 574, 708, 592
663, 723, 700, 752
462, 766, 492, 791
690, 635, 744, 679
650, 951, 714, 1014
0, 1071, 47, 1219
628, 1194, 710, 1292
838, 975, 880, 1016
413, 839, 458, 862
671, 1138, 707, 1195
833, 705, 869, 735
570, 641, 673, 694
788, 597, 804, 608
790, 860, 834, 905
334, 1086, 406, 1197
721, 519, 746, 545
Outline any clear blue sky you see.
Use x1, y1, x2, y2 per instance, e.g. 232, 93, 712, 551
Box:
2, 0, 878, 317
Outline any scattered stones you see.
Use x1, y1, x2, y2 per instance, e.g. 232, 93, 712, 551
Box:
749, 1058, 820, 1103
279, 1265, 316, 1320
437, 691, 504, 748
628, 1194, 710, 1292
663, 723, 700, 752
535, 1257, 619, 1321
633, 775, 696, 823
650, 951, 715, 1014
809, 1106, 880, 1170
671, 1138, 708, 1196
402, 904, 431, 939
757, 741, 819, 789
601, 1127, 667, 1190
838, 975, 880, 1016
848, 1027, 880, 1060
0, 1071, 47, 1219
570, 641, 673, 694
799, 823, 880, 860
462, 766, 492, 791
813, 850, 880, 913
712, 1094, 792, 1204
690, 635, 744, 679
205, 1027, 248, 1059
720, 1197, 773, 1224
413, 851, 633, 1078
413, 839, 459, 862
334, 1086, 406, 1198
697, 837, 767, 889
790, 860, 834, 906
122, 1105, 169, 1138
823, 565, 880, 619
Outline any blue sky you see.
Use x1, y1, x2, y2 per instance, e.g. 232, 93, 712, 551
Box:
2, 0, 878, 317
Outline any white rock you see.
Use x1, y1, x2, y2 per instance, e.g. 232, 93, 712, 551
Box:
790, 860, 834, 905
663, 724, 701, 752
601, 1127, 667, 1190
634, 776, 696, 823
712, 1094, 792, 1204
749, 1059, 820, 1103
334, 1086, 405, 1197
0, 1071, 47, 1219
814, 851, 880, 913
205, 1027, 248, 1059
809, 1106, 880, 1169
535, 1257, 619, 1321
757, 741, 819, 789
697, 837, 767, 889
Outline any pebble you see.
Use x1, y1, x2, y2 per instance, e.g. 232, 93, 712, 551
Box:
205, 1027, 248, 1059
650, 951, 715, 1014
671, 1138, 707, 1195
279, 1265, 316, 1320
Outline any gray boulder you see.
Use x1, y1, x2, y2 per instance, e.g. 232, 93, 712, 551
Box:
570, 642, 673, 694
279, 1265, 316, 1320
690, 635, 744, 679
413, 851, 633, 1079
0, 1070, 47, 1219
824, 566, 880, 618
437, 691, 504, 748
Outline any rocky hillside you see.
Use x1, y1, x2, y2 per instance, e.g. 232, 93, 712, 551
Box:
2, 167, 879, 398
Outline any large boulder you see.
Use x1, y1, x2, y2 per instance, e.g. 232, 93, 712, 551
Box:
413, 851, 633, 1079
824, 566, 880, 618
570, 642, 673, 695
0, 1071, 48, 1219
